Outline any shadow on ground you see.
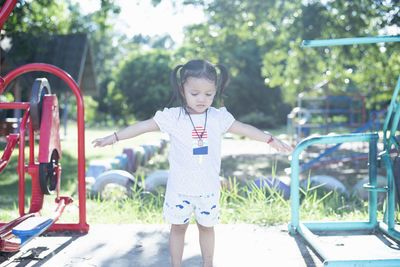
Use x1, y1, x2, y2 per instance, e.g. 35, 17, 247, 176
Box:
1, 224, 324, 267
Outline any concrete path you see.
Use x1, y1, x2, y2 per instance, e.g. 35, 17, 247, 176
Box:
2, 224, 400, 267
1, 224, 322, 267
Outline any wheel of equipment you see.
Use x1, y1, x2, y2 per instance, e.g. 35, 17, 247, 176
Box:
30, 78, 51, 131
39, 150, 59, 195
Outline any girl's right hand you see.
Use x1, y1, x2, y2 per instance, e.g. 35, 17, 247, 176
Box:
92, 135, 114, 148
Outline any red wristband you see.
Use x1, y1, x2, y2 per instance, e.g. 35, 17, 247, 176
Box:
267, 135, 274, 144
114, 132, 119, 142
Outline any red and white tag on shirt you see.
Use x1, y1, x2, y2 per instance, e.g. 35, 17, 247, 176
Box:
192, 126, 208, 157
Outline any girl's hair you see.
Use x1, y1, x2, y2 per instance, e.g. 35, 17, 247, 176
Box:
170, 59, 230, 108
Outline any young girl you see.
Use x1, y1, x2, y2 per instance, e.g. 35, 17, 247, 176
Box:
92, 59, 292, 267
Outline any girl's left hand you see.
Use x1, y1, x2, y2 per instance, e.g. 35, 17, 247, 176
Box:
268, 137, 293, 153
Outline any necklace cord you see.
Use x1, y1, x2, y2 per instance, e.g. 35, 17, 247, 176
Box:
187, 108, 208, 141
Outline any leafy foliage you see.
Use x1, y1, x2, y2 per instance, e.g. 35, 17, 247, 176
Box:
1, 0, 121, 125
177, 0, 400, 122
109, 49, 172, 123
1, 0, 400, 126
0, 0, 70, 34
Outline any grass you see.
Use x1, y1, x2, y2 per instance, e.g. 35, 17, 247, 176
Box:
0, 122, 395, 225
1, 175, 372, 225
57, 176, 375, 225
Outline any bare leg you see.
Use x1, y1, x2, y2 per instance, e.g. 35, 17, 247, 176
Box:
169, 223, 189, 267
196, 222, 215, 267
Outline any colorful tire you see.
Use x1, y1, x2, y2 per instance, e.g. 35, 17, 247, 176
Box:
144, 170, 169, 191
115, 154, 128, 171
249, 177, 290, 199
85, 160, 112, 179
135, 146, 145, 166
149, 142, 161, 154
148, 145, 156, 157
109, 158, 122, 170
90, 170, 137, 198
142, 145, 151, 162
122, 148, 135, 173
301, 175, 346, 194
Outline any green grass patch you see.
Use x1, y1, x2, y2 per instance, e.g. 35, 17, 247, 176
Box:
1, 176, 373, 225
0, 122, 395, 225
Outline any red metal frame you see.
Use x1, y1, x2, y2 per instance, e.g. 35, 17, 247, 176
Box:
0, 133, 18, 172
0, 0, 17, 30
0, 64, 89, 233
0, 0, 89, 233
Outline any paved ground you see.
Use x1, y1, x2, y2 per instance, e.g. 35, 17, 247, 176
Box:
2, 139, 400, 266
1, 224, 324, 267
2, 223, 400, 267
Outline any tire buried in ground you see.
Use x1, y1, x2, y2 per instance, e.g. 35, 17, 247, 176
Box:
90, 170, 138, 199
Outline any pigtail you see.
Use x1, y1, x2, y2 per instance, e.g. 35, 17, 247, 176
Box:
169, 64, 184, 107
215, 64, 230, 107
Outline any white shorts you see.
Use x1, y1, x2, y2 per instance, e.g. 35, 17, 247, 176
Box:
163, 189, 220, 227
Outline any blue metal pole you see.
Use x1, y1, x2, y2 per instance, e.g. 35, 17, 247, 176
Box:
368, 135, 379, 224
381, 154, 396, 230
289, 133, 379, 233
387, 75, 400, 150
303, 221, 375, 231
297, 223, 329, 260
289, 147, 301, 234
378, 221, 400, 242
323, 259, 400, 266
302, 36, 400, 47
382, 75, 400, 149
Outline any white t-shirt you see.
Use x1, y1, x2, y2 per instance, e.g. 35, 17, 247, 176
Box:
153, 106, 235, 196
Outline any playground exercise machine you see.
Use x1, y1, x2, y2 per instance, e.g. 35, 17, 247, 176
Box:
289, 36, 400, 266
288, 81, 367, 141
287, 82, 385, 173
0, 0, 88, 252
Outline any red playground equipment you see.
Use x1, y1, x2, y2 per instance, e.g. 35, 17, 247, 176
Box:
0, 0, 89, 252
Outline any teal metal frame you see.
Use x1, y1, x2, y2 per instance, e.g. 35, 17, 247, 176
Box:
289, 36, 400, 266
301, 36, 400, 47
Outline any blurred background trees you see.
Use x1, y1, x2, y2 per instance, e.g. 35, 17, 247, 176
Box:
1, 0, 399, 128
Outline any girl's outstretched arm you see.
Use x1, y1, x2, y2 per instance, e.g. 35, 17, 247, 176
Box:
92, 119, 160, 147
227, 120, 293, 153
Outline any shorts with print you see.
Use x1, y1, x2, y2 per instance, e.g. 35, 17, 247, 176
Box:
163, 189, 220, 227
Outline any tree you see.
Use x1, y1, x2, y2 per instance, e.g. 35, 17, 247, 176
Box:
178, 0, 400, 118
65, 0, 121, 124
172, 0, 288, 127
0, 0, 71, 35
109, 48, 172, 124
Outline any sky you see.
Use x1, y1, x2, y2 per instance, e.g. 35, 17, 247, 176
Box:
76, 0, 206, 44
